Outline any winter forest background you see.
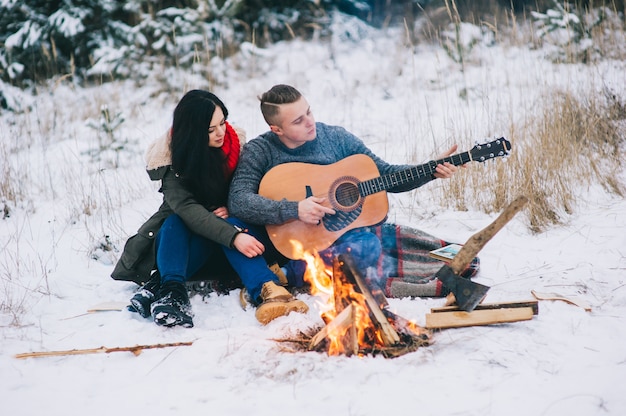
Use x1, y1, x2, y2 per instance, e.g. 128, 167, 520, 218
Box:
1, 1, 626, 415
1, 0, 624, 87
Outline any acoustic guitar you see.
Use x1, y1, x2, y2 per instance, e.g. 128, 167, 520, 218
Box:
259, 137, 511, 259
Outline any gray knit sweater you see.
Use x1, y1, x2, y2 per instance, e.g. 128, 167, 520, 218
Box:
228, 122, 435, 225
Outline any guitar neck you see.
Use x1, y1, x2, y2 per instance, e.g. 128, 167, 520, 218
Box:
358, 151, 471, 196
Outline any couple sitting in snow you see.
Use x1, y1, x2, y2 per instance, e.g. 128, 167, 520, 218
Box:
111, 84, 477, 328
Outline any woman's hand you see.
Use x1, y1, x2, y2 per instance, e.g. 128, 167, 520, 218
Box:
213, 206, 229, 219
233, 232, 265, 258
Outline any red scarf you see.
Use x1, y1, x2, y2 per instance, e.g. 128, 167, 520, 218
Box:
169, 121, 240, 177
221, 121, 240, 177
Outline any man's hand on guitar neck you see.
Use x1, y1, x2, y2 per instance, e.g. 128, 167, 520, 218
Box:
433, 144, 464, 179
298, 196, 336, 225
294, 145, 462, 227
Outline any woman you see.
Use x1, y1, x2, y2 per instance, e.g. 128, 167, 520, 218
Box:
111, 90, 267, 328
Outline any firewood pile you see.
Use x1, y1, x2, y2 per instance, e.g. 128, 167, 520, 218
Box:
277, 252, 538, 358
278, 254, 431, 358
276, 197, 539, 358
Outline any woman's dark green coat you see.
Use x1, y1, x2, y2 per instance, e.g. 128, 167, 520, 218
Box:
111, 131, 242, 285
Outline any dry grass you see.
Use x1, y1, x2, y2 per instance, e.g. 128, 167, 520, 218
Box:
0, 216, 53, 327
409, 0, 626, 231
0, 146, 22, 218
0, 81, 160, 326
440, 89, 625, 232
417, 0, 626, 62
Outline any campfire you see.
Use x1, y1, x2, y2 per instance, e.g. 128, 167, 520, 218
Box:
276, 196, 536, 357
287, 247, 431, 358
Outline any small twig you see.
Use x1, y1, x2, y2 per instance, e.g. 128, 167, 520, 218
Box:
146, 344, 186, 376
14, 341, 193, 359
611, 283, 626, 292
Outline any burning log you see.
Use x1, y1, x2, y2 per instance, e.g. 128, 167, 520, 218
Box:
308, 303, 358, 355
339, 255, 401, 346
306, 253, 430, 358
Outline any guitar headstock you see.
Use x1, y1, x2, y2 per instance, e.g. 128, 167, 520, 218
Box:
470, 137, 511, 162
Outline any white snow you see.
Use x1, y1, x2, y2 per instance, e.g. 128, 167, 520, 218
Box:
1, 21, 625, 416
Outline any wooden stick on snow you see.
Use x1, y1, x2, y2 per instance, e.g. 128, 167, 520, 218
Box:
14, 341, 194, 359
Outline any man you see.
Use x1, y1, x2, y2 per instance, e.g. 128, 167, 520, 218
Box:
224, 84, 460, 324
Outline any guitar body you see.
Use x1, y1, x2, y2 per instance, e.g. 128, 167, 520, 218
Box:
258, 137, 512, 259
259, 154, 389, 259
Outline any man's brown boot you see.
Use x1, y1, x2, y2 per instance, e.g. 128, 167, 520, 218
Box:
239, 264, 288, 311
255, 281, 309, 325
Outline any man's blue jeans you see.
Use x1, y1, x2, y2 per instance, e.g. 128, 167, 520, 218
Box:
222, 217, 382, 303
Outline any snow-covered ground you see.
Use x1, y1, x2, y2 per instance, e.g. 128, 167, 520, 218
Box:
1, 19, 625, 416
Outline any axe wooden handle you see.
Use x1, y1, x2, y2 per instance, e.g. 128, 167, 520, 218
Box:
448, 195, 529, 275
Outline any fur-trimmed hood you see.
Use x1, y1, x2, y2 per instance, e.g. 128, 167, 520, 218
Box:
144, 126, 246, 180
145, 130, 172, 172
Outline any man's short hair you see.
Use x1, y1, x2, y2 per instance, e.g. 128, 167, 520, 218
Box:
259, 84, 302, 126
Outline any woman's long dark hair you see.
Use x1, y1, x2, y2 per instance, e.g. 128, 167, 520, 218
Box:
170, 90, 230, 207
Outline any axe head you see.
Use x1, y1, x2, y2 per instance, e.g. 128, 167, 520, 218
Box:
435, 264, 490, 312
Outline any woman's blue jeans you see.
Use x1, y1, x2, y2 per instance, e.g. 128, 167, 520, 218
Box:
222, 217, 382, 303
155, 214, 217, 284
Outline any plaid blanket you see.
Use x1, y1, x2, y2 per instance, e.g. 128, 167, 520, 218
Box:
364, 223, 480, 298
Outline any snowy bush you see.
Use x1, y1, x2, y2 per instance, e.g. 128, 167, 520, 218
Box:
89, 235, 119, 265
84, 105, 136, 168
441, 21, 494, 68
531, 0, 606, 62
329, 11, 378, 43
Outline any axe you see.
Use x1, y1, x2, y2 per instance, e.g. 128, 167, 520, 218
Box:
435, 195, 529, 311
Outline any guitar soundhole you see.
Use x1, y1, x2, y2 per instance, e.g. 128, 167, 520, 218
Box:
322, 176, 364, 232
335, 183, 359, 208
330, 176, 362, 211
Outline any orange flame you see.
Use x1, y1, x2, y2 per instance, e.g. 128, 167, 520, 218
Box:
291, 240, 393, 355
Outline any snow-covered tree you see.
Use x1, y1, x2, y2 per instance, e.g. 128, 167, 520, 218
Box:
531, 0, 606, 62
0, 0, 467, 85
0, 0, 134, 84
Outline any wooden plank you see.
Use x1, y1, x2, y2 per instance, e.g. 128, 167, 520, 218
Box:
87, 301, 128, 312
425, 307, 535, 329
431, 300, 539, 315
